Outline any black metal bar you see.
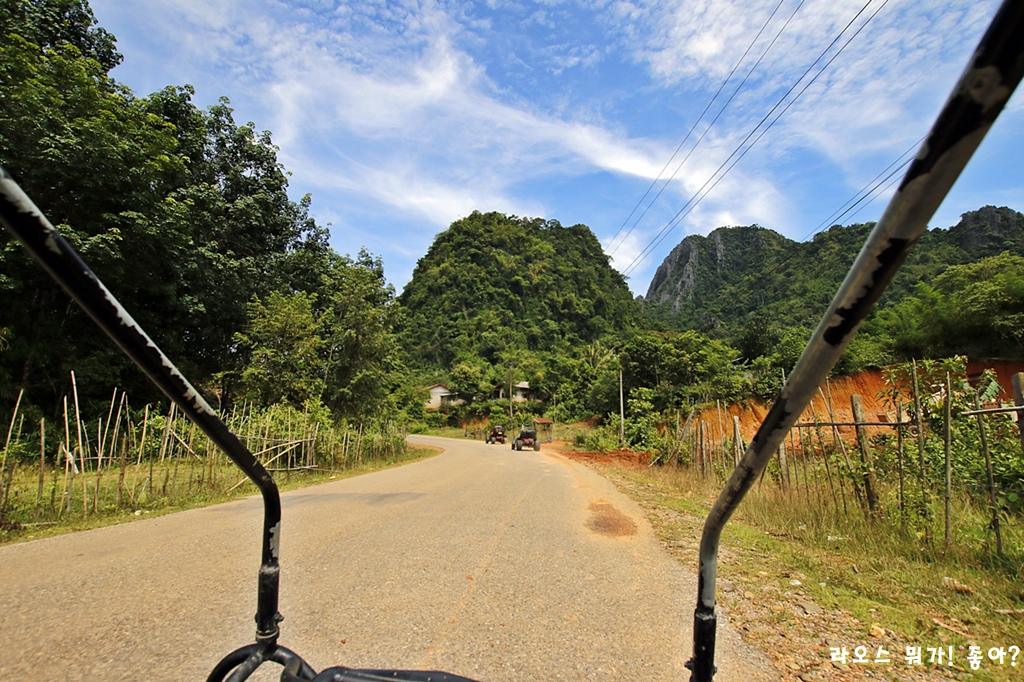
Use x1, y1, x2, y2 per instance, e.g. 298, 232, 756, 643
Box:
208, 643, 318, 682
0, 168, 284, 644
309, 668, 481, 682
686, 1, 1024, 679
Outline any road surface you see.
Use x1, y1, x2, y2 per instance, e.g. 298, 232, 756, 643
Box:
0, 436, 775, 681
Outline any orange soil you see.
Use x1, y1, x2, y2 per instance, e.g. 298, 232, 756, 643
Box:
557, 446, 651, 467
552, 361, 1023, 468
686, 360, 1024, 445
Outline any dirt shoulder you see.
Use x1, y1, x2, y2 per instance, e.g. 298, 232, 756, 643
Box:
556, 446, 999, 682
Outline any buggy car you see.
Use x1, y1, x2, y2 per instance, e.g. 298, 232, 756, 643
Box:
486, 425, 506, 444
512, 429, 540, 451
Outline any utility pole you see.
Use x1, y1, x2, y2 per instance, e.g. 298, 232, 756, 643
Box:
619, 370, 625, 448
508, 367, 514, 426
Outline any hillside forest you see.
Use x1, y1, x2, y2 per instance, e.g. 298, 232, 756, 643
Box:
2, 3, 1024, 456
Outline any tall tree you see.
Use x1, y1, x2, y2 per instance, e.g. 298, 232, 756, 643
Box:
0, 0, 121, 71
234, 291, 326, 408
0, 2, 335, 415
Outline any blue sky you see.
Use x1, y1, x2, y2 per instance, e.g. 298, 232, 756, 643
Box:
90, 0, 1023, 296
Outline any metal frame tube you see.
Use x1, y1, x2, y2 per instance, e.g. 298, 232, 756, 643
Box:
0, 169, 284, 644
686, 1, 1024, 678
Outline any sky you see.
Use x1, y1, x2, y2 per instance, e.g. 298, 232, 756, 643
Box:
90, 0, 1023, 297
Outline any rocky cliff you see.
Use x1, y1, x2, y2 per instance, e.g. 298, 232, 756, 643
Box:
642, 206, 1024, 336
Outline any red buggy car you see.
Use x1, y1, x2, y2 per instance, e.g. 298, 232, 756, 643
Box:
485, 425, 506, 444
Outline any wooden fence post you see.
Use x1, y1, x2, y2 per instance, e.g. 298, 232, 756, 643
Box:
36, 418, 45, 523
777, 439, 788, 491
896, 402, 906, 529
810, 404, 841, 512
850, 394, 878, 515
820, 386, 861, 508
1013, 372, 1024, 456
0, 388, 25, 521
943, 374, 952, 548
911, 359, 932, 523
975, 392, 1004, 559
677, 408, 697, 468
356, 423, 364, 465
732, 416, 742, 466
698, 421, 706, 476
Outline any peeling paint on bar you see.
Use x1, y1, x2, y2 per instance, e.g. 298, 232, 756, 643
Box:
823, 238, 912, 345
270, 522, 281, 560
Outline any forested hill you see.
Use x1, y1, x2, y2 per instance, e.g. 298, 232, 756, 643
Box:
398, 211, 636, 369
642, 206, 1024, 337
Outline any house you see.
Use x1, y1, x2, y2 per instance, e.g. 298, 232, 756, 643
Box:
512, 381, 531, 403
425, 384, 450, 409
425, 384, 465, 408
489, 381, 532, 402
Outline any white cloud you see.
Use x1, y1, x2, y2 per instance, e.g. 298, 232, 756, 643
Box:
102, 0, 710, 228
93, 0, 1015, 295
607, 0, 999, 167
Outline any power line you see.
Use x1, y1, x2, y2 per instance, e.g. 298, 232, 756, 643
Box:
803, 137, 922, 240
622, 0, 890, 278
843, 161, 908, 223
609, 0, 807, 258
606, 0, 790, 254
624, 0, 889, 276
754, 138, 921, 283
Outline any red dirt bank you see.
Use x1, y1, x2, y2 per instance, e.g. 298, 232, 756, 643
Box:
691, 360, 1024, 446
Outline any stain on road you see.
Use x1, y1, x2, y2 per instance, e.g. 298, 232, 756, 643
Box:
586, 499, 637, 537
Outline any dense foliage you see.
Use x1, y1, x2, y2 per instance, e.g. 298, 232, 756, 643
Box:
868, 252, 1024, 360
3, 0, 1021, 441
398, 211, 644, 421
643, 207, 1024, 378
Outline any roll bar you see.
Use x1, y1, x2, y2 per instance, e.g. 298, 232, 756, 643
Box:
3, 1, 1022, 679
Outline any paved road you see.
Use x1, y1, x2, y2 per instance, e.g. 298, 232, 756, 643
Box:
0, 436, 775, 681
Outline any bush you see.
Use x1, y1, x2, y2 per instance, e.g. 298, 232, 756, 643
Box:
624, 387, 663, 452
580, 424, 620, 452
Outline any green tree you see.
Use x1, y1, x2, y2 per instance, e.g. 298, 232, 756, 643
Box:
319, 250, 406, 419
1, 3, 334, 413
619, 330, 747, 410
875, 252, 1024, 359
624, 386, 660, 451
0, 0, 121, 71
0, 29, 181, 405
235, 292, 325, 407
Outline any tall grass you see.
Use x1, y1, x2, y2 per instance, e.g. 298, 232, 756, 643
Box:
647, 450, 1024, 577
0, 383, 410, 541
578, 358, 1024, 578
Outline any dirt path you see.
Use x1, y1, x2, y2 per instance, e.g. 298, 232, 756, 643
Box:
0, 436, 775, 681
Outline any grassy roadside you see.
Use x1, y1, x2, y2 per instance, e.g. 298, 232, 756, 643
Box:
0, 442, 441, 547
414, 426, 478, 440
577, 458, 1024, 682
